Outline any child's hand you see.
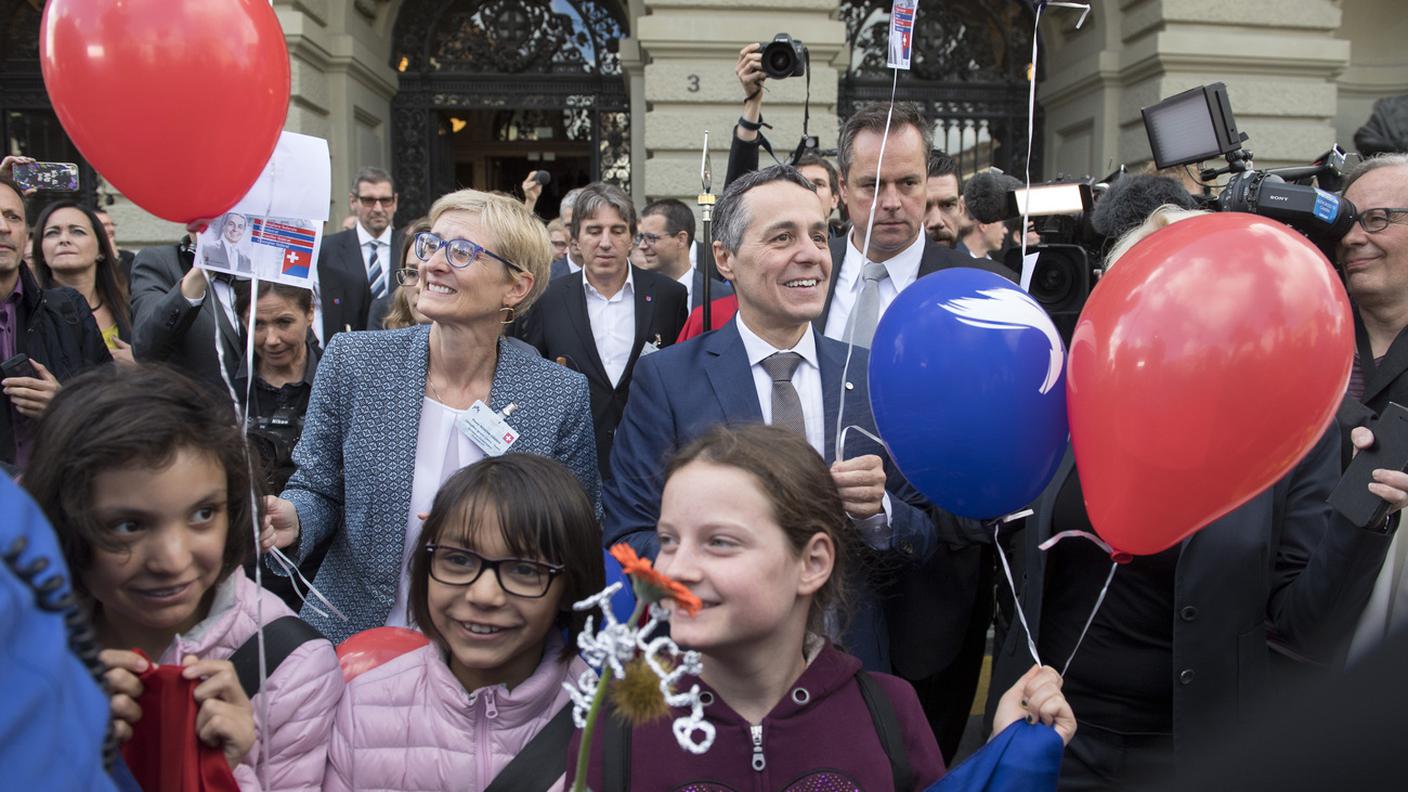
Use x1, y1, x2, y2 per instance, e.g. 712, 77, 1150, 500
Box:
181, 655, 256, 770
99, 648, 149, 743
992, 664, 1077, 746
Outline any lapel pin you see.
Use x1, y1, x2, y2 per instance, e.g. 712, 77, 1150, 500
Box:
646, 294, 653, 302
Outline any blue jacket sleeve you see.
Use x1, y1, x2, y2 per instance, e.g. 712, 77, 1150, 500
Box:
603, 354, 675, 558
279, 334, 350, 564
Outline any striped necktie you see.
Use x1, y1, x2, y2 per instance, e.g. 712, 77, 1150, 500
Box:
367, 241, 386, 299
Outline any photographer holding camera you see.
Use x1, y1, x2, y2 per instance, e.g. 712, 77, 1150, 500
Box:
726, 38, 842, 238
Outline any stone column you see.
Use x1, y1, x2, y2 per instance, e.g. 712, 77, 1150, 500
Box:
633, 0, 846, 210
1333, 0, 1408, 151
1042, 0, 1351, 177
275, 0, 398, 226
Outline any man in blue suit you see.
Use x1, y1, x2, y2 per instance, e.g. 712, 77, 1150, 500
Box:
604, 165, 978, 672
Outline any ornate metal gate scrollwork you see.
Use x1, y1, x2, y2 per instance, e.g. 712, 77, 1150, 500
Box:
0, 0, 99, 208
391, 0, 630, 221
838, 0, 1041, 179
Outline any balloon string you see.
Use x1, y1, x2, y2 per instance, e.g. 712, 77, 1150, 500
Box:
1038, 528, 1114, 556
836, 424, 893, 463
834, 66, 900, 463
992, 518, 1043, 668
1019, 1, 1091, 292
1058, 560, 1118, 677
265, 546, 348, 622
209, 271, 270, 790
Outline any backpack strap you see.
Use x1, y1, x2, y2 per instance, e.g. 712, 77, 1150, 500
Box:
229, 615, 325, 699
484, 703, 575, 792
856, 671, 914, 792
600, 704, 631, 792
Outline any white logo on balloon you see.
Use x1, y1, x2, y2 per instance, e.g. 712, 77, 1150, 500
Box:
938, 288, 1064, 395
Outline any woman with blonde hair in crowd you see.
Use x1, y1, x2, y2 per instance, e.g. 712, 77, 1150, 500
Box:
263, 189, 600, 644
381, 218, 432, 330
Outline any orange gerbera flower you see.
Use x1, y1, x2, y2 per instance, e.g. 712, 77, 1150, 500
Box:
609, 543, 703, 616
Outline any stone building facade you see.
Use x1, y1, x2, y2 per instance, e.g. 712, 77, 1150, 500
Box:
0, 0, 1403, 248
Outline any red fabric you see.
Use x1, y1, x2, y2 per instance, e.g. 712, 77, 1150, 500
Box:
122, 656, 239, 792
677, 295, 739, 342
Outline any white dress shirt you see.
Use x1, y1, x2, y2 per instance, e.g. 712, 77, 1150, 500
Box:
388, 395, 485, 627
822, 230, 925, 342
737, 313, 894, 544
185, 276, 240, 331
356, 222, 393, 279
584, 269, 636, 387
675, 265, 697, 307
568, 254, 582, 275
736, 312, 825, 454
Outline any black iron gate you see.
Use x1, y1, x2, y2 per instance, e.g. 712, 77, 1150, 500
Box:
837, 0, 1042, 179
0, 0, 100, 208
390, 0, 630, 222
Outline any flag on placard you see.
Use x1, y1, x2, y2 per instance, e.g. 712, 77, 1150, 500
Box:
888, 0, 918, 70
251, 218, 316, 278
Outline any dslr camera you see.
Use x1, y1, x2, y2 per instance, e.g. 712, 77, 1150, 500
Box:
760, 34, 807, 79
248, 405, 306, 492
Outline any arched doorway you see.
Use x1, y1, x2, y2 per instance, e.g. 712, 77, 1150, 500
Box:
390, 0, 630, 222
0, 0, 100, 207
838, 0, 1040, 178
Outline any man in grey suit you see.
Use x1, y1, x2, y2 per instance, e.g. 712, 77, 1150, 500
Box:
201, 212, 253, 274
636, 198, 733, 311
130, 235, 244, 396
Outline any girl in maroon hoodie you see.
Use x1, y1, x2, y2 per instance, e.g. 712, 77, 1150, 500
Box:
571, 425, 1075, 790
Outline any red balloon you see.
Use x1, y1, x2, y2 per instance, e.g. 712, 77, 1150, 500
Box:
336, 627, 429, 682
40, 0, 289, 223
1067, 213, 1352, 556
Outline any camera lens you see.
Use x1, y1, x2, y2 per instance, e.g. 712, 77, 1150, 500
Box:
1031, 260, 1075, 306
765, 47, 794, 76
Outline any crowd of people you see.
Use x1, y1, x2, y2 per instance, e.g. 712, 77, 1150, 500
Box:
3, 40, 1408, 792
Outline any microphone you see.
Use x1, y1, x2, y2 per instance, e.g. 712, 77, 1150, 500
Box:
963, 171, 1022, 224
532, 170, 551, 186
1090, 174, 1198, 239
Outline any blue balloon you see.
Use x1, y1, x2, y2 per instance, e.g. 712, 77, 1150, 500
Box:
869, 268, 1069, 519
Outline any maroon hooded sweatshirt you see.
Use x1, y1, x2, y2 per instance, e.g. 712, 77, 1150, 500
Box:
569, 643, 945, 790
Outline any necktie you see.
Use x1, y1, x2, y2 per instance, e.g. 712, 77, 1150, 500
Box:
367, 242, 386, 299
842, 261, 890, 348
760, 352, 806, 438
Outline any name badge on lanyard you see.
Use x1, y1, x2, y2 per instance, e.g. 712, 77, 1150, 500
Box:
458, 401, 520, 457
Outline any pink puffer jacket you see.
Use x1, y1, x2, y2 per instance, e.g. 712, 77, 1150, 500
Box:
325, 635, 586, 792
156, 572, 344, 791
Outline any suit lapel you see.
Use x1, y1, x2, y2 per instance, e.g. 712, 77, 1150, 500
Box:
918, 239, 944, 279
816, 330, 864, 464
815, 235, 847, 334
565, 273, 611, 389
703, 321, 764, 426
1361, 322, 1408, 407
630, 267, 656, 361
